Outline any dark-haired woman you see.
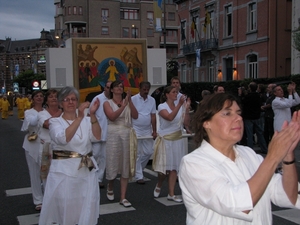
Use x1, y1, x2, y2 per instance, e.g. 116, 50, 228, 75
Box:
152, 86, 191, 202
103, 80, 138, 207
179, 93, 300, 225
21, 90, 45, 211
38, 89, 62, 185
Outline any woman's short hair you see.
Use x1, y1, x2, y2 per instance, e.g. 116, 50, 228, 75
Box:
44, 88, 58, 105
192, 93, 240, 147
109, 80, 124, 99
57, 86, 79, 103
160, 86, 176, 103
32, 90, 44, 99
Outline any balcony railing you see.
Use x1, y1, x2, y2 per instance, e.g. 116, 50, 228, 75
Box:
183, 38, 218, 55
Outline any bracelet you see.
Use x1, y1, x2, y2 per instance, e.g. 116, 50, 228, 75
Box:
282, 159, 296, 165
91, 120, 98, 124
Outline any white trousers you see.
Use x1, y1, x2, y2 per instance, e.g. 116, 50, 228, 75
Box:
92, 141, 106, 183
135, 139, 154, 180
25, 151, 43, 205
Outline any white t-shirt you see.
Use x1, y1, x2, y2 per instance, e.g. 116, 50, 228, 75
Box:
132, 93, 156, 136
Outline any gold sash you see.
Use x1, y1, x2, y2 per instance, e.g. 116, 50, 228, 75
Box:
53, 150, 95, 171
129, 128, 138, 178
152, 130, 182, 175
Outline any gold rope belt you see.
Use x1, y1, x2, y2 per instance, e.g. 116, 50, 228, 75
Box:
52, 150, 95, 171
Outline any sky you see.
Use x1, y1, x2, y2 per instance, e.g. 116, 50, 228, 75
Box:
0, 0, 55, 41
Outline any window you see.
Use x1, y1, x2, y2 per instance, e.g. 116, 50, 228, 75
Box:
225, 5, 232, 37
68, 6, 71, 15
192, 62, 199, 82
168, 12, 175, 21
147, 11, 154, 26
132, 27, 138, 38
101, 26, 109, 35
181, 21, 186, 42
248, 55, 258, 79
79, 6, 83, 15
73, 6, 77, 15
121, 0, 136, 2
207, 11, 214, 38
120, 9, 139, 20
181, 64, 187, 82
248, 3, 257, 31
147, 28, 154, 37
122, 27, 129, 37
102, 9, 109, 23
208, 60, 215, 82
164, 0, 173, 3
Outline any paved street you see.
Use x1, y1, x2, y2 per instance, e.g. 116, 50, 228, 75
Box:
1, 107, 300, 225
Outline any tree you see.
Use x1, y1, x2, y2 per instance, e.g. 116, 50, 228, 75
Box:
166, 59, 179, 84
13, 70, 46, 93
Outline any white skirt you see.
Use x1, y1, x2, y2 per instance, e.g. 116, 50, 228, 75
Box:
164, 138, 187, 172
39, 166, 100, 225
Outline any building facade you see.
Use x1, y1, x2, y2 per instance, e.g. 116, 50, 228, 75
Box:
54, 0, 178, 59
174, 0, 292, 82
0, 29, 57, 93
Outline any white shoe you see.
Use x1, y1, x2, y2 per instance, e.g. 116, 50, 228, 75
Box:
167, 194, 182, 203
153, 184, 161, 198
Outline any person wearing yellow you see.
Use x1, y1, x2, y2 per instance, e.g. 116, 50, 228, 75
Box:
1, 95, 10, 119
16, 94, 26, 120
25, 94, 33, 110
105, 59, 119, 82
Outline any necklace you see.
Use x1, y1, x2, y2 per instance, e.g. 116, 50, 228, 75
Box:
112, 99, 122, 108
63, 117, 83, 139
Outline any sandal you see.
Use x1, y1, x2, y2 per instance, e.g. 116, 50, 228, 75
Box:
119, 199, 132, 207
107, 185, 114, 201
35, 204, 42, 211
153, 184, 161, 198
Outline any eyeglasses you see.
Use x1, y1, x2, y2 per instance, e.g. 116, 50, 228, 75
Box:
63, 98, 77, 102
114, 85, 123, 88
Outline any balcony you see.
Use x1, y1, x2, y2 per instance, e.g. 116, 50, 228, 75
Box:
69, 33, 87, 38
183, 38, 218, 55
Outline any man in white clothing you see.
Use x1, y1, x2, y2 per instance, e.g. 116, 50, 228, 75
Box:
171, 76, 183, 105
272, 82, 300, 132
132, 81, 157, 184
89, 81, 112, 188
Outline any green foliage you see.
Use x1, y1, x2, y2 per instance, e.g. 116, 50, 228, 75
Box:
13, 70, 46, 93
166, 59, 179, 83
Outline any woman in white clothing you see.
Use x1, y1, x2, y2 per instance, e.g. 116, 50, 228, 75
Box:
179, 93, 300, 225
38, 89, 62, 184
39, 86, 101, 225
103, 80, 138, 208
152, 86, 191, 203
21, 90, 45, 211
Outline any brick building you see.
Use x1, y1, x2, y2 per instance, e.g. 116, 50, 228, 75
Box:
174, 0, 292, 82
54, 0, 179, 59
0, 29, 57, 93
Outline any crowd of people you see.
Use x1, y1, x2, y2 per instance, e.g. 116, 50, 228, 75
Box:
6, 77, 299, 225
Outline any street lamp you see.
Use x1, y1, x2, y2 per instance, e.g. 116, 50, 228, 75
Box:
132, 25, 137, 38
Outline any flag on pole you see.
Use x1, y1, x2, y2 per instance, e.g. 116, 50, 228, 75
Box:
178, 15, 186, 41
191, 17, 196, 39
196, 49, 201, 68
203, 11, 210, 34
153, 0, 162, 31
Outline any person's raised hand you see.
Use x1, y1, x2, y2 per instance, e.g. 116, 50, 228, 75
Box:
89, 98, 100, 115
268, 111, 300, 163
78, 101, 90, 119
